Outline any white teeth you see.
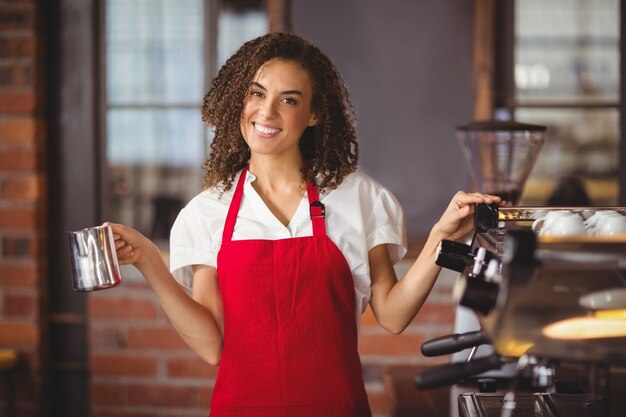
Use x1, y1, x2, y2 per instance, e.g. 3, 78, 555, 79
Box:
254, 123, 281, 135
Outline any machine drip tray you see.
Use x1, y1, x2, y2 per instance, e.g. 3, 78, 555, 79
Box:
458, 393, 604, 417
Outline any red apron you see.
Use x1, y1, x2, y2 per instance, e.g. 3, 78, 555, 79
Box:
211, 167, 371, 417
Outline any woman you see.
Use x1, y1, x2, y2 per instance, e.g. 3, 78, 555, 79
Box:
109, 32, 503, 417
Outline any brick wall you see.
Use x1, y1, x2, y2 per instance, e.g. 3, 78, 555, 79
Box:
360, 260, 456, 416
0, 0, 45, 416
89, 269, 217, 417
89, 254, 457, 417
0, 3, 458, 415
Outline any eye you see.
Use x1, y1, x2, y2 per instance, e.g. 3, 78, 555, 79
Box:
250, 90, 264, 98
282, 97, 298, 105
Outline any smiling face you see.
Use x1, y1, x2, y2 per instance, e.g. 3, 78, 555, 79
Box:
240, 58, 318, 161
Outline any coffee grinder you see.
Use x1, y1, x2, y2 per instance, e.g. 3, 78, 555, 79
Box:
457, 120, 546, 205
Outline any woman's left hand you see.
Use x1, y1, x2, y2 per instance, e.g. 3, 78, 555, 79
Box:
433, 191, 505, 240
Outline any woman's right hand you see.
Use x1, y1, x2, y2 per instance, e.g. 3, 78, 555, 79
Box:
105, 222, 158, 268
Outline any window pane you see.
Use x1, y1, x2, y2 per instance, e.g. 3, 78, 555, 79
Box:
106, 109, 204, 239
106, 0, 204, 104
516, 107, 619, 205
217, 0, 267, 67
515, 0, 619, 103
107, 109, 205, 167
104, 0, 268, 244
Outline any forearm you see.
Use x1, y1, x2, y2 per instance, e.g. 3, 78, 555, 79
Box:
136, 248, 223, 364
370, 192, 500, 334
375, 225, 447, 333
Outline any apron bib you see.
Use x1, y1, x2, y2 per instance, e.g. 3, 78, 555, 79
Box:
211, 167, 371, 417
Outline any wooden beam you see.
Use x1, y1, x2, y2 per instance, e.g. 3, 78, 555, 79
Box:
617, 0, 626, 206
473, 0, 495, 120
267, 0, 291, 33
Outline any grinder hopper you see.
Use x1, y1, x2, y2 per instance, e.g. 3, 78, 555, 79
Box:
457, 120, 546, 205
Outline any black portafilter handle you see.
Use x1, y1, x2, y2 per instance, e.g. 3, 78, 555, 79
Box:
435, 239, 472, 273
474, 203, 500, 233
420, 330, 490, 357
414, 353, 502, 390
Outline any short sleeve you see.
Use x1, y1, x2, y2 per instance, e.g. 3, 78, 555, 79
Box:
365, 187, 407, 264
169, 205, 218, 290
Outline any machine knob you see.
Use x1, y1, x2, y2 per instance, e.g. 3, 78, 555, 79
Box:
458, 277, 500, 315
477, 378, 498, 393
436, 240, 472, 273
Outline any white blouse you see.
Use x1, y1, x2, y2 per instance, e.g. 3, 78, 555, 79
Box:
169, 169, 408, 320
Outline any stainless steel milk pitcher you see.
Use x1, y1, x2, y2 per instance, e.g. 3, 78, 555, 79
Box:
68, 225, 121, 292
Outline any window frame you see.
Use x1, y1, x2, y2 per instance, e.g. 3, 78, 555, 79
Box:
475, 0, 625, 204
98, 0, 285, 235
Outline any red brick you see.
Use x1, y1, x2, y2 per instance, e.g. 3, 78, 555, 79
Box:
92, 412, 154, 417
0, 321, 38, 346
0, 37, 35, 58
91, 382, 123, 406
360, 305, 378, 326
0, 147, 36, 170
89, 295, 157, 320
0, 118, 36, 143
0, 6, 34, 30
165, 412, 210, 417
127, 383, 198, 408
0, 91, 36, 114
0, 263, 37, 287
2, 292, 37, 318
197, 386, 212, 408
410, 301, 455, 326
91, 354, 157, 377
0, 61, 32, 87
366, 389, 390, 416
0, 206, 36, 228
126, 326, 187, 350
166, 356, 218, 379
90, 324, 126, 350
1, 234, 37, 257
0, 175, 40, 200
358, 333, 424, 356
15, 349, 40, 372
361, 301, 455, 329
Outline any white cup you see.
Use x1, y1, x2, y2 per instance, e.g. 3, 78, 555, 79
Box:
532, 210, 577, 233
580, 288, 626, 310
596, 215, 626, 236
541, 214, 586, 236
585, 210, 622, 235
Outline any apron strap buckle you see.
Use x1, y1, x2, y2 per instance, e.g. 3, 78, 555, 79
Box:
310, 200, 325, 219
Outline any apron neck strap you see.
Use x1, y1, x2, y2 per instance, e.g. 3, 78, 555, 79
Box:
222, 166, 327, 243
222, 166, 248, 243
306, 182, 326, 237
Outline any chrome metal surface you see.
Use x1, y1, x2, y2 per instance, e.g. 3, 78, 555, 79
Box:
470, 206, 626, 365
458, 393, 604, 417
68, 225, 121, 292
497, 206, 626, 221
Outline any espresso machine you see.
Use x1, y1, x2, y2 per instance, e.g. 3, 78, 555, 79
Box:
414, 121, 626, 416
450, 120, 545, 378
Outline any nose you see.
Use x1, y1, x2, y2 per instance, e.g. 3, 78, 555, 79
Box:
259, 98, 278, 118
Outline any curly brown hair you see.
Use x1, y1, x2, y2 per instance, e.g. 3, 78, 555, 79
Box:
201, 32, 358, 192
